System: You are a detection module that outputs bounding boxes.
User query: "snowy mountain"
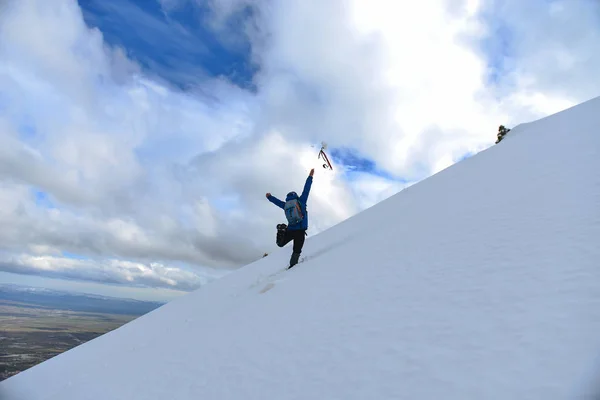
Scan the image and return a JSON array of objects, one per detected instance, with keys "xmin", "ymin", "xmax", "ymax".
[{"xmin": 1, "ymin": 97, "xmax": 600, "ymax": 399}]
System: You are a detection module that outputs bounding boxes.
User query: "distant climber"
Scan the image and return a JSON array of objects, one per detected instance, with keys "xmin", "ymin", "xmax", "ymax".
[
  {"xmin": 496, "ymin": 125, "xmax": 511, "ymax": 144},
  {"xmin": 266, "ymin": 168, "xmax": 314, "ymax": 268}
]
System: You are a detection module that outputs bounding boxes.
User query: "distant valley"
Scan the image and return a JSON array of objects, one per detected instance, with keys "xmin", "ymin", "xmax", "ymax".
[{"xmin": 0, "ymin": 284, "xmax": 165, "ymax": 381}]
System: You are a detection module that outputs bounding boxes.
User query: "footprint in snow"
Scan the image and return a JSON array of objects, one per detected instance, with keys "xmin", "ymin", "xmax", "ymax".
[
  {"xmin": 255, "ymin": 256, "xmax": 309, "ymax": 294},
  {"xmin": 259, "ymin": 282, "xmax": 276, "ymax": 294}
]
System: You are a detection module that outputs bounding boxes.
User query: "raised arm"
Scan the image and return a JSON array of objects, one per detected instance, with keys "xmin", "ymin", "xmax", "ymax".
[
  {"xmin": 266, "ymin": 193, "xmax": 285, "ymax": 209},
  {"xmin": 299, "ymin": 169, "xmax": 314, "ymax": 203}
]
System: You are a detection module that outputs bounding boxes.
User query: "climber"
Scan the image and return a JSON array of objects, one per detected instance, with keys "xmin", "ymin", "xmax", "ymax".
[{"xmin": 265, "ymin": 168, "xmax": 314, "ymax": 268}]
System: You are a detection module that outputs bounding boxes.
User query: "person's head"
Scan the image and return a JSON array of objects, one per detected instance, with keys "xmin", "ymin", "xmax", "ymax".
[{"xmin": 286, "ymin": 191, "xmax": 298, "ymax": 201}]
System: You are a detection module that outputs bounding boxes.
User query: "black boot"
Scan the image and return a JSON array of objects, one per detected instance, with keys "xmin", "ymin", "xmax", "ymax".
[
  {"xmin": 276, "ymin": 224, "xmax": 287, "ymax": 247},
  {"xmin": 288, "ymin": 252, "xmax": 301, "ymax": 269}
]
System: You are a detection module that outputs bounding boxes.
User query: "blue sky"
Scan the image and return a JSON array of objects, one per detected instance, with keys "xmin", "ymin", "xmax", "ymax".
[
  {"xmin": 33, "ymin": 189, "xmax": 54, "ymax": 208},
  {"xmin": 330, "ymin": 147, "xmax": 405, "ymax": 182},
  {"xmin": 79, "ymin": 0, "xmax": 257, "ymax": 90}
]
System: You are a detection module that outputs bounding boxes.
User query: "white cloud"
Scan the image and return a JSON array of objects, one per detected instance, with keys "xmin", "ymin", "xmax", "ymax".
[
  {"xmin": 242, "ymin": 0, "xmax": 496, "ymax": 182},
  {"xmin": 158, "ymin": 0, "xmax": 187, "ymax": 13},
  {"xmin": 483, "ymin": 0, "xmax": 600, "ymax": 103},
  {"xmin": 347, "ymin": 173, "xmax": 411, "ymax": 211},
  {"xmin": 0, "ymin": 253, "xmax": 208, "ymax": 291},
  {"xmin": 0, "ymin": 0, "xmax": 598, "ymax": 291}
]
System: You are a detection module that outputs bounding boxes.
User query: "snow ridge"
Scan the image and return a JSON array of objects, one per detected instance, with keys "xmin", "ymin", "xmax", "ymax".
[{"xmin": 2, "ymin": 97, "xmax": 600, "ymax": 399}]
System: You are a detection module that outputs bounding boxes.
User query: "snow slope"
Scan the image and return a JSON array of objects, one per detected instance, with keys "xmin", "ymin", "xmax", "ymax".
[{"xmin": 2, "ymin": 97, "xmax": 600, "ymax": 400}]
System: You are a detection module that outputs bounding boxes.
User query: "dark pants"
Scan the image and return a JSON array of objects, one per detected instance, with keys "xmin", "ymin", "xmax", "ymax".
[{"xmin": 276, "ymin": 226, "xmax": 306, "ymax": 254}]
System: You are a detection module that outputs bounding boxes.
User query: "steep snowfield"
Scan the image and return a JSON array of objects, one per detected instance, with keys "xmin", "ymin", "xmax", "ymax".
[{"xmin": 2, "ymin": 97, "xmax": 600, "ymax": 400}]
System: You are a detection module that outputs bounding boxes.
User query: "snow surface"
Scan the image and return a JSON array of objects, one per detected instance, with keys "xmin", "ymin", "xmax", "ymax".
[{"xmin": 2, "ymin": 97, "xmax": 600, "ymax": 399}]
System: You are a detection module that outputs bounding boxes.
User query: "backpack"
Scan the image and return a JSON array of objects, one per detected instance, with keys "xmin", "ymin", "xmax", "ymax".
[{"xmin": 284, "ymin": 198, "xmax": 304, "ymax": 225}]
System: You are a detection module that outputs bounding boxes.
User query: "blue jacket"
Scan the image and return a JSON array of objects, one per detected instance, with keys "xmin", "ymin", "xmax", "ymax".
[{"xmin": 268, "ymin": 175, "xmax": 313, "ymax": 230}]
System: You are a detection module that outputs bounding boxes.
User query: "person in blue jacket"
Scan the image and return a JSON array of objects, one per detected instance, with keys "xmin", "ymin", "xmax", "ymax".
[{"xmin": 266, "ymin": 168, "xmax": 314, "ymax": 268}]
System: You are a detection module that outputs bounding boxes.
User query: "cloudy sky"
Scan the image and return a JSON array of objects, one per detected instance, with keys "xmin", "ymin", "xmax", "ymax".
[{"xmin": 1, "ymin": 0, "xmax": 599, "ymax": 302}]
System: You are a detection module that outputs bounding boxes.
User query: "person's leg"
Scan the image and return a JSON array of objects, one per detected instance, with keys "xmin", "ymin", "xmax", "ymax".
[
  {"xmin": 276, "ymin": 224, "xmax": 293, "ymax": 247},
  {"xmin": 292, "ymin": 230, "xmax": 306, "ymax": 254},
  {"xmin": 288, "ymin": 230, "xmax": 306, "ymax": 268}
]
